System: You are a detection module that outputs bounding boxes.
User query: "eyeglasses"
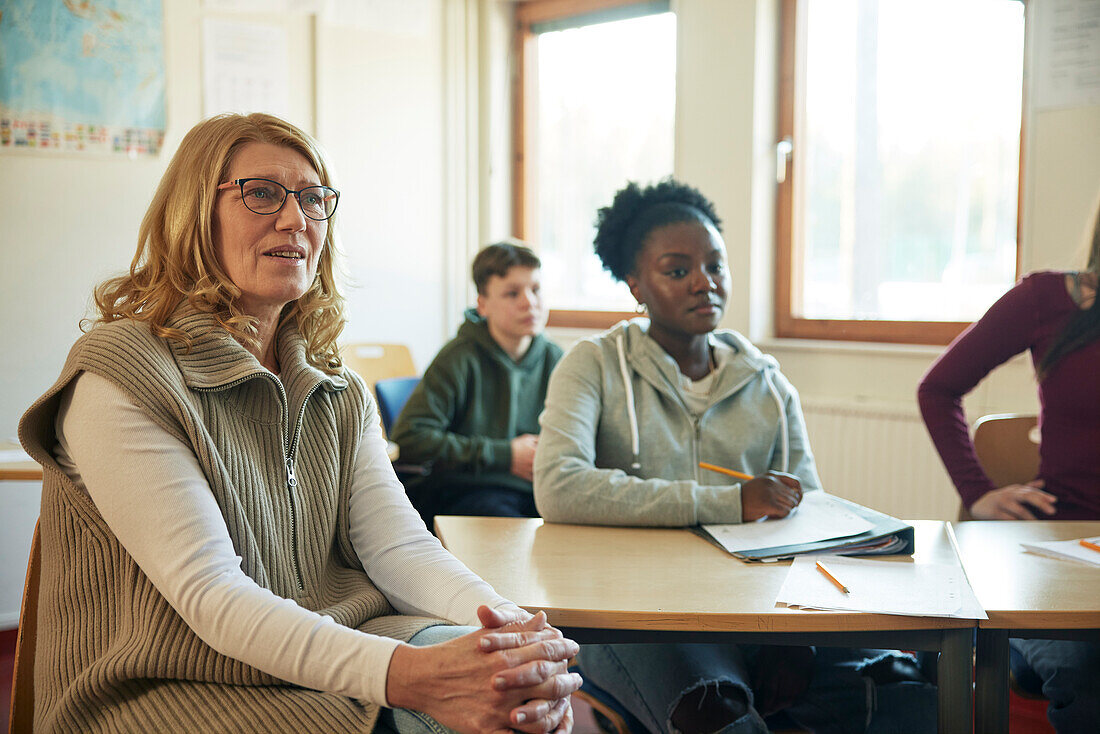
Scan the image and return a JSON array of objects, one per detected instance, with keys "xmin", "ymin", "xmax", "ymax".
[{"xmin": 217, "ymin": 178, "xmax": 340, "ymax": 221}]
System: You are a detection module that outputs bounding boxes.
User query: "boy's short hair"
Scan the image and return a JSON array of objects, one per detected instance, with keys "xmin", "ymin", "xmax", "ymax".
[{"xmin": 471, "ymin": 240, "xmax": 541, "ymax": 295}]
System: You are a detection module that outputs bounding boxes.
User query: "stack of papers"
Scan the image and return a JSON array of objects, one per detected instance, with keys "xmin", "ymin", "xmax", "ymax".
[
  {"xmin": 775, "ymin": 555, "xmax": 987, "ymax": 619},
  {"xmin": 698, "ymin": 492, "xmax": 913, "ymax": 561},
  {"xmin": 702, "ymin": 492, "xmax": 872, "ymax": 552},
  {"xmin": 1021, "ymin": 537, "xmax": 1100, "ymax": 567}
]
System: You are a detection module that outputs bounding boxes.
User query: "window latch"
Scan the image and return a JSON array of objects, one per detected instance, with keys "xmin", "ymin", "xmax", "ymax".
[{"xmin": 776, "ymin": 137, "xmax": 793, "ymax": 184}]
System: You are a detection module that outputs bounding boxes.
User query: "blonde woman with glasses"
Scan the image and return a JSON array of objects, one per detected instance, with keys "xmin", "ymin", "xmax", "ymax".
[{"xmin": 19, "ymin": 113, "xmax": 579, "ymax": 734}]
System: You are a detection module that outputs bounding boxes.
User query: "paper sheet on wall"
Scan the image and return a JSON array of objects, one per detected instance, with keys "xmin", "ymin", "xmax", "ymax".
[
  {"xmin": 1032, "ymin": 0, "xmax": 1100, "ymax": 110},
  {"xmin": 203, "ymin": 19, "xmax": 291, "ymax": 119},
  {"xmin": 775, "ymin": 555, "xmax": 987, "ymax": 619},
  {"xmin": 701, "ymin": 492, "xmax": 873, "ymax": 553},
  {"xmin": 1021, "ymin": 537, "xmax": 1100, "ymax": 567}
]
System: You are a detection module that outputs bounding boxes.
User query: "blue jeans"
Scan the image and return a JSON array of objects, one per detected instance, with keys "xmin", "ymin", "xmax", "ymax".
[
  {"xmin": 576, "ymin": 644, "xmax": 937, "ymax": 734},
  {"xmin": 375, "ymin": 625, "xmax": 474, "ymax": 734},
  {"xmin": 1011, "ymin": 638, "xmax": 1100, "ymax": 734}
]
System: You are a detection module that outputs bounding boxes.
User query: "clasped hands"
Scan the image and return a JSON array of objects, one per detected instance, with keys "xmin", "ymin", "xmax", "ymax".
[{"xmin": 386, "ymin": 605, "xmax": 581, "ymax": 734}]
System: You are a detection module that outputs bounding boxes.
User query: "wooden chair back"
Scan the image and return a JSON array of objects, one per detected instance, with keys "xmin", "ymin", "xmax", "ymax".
[
  {"xmin": 341, "ymin": 343, "xmax": 417, "ymax": 437},
  {"xmin": 341, "ymin": 343, "xmax": 416, "ymax": 387},
  {"xmin": 9, "ymin": 521, "xmax": 40, "ymax": 734},
  {"xmin": 973, "ymin": 413, "xmax": 1040, "ymax": 488},
  {"xmin": 959, "ymin": 413, "xmax": 1040, "ymax": 521}
]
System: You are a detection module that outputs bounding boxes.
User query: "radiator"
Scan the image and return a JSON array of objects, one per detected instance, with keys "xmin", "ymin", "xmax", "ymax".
[{"xmin": 801, "ymin": 400, "xmax": 960, "ymax": 521}]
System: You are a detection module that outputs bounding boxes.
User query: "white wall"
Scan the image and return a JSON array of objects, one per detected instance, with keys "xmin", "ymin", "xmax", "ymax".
[{"xmin": 315, "ymin": 1, "xmax": 451, "ymax": 365}]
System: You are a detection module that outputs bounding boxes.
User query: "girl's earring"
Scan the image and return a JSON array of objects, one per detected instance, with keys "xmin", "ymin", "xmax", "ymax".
[{"xmin": 635, "ymin": 302, "xmax": 648, "ymax": 314}]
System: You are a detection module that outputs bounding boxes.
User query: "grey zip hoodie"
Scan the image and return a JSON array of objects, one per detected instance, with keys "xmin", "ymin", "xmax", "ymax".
[{"xmin": 533, "ymin": 319, "xmax": 821, "ymax": 526}]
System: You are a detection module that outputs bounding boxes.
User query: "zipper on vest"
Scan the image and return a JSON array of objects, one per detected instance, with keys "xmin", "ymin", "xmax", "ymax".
[
  {"xmin": 286, "ymin": 457, "xmax": 298, "ymax": 489},
  {"xmin": 283, "ymin": 450, "xmax": 305, "ymax": 592},
  {"xmin": 197, "ymin": 372, "xmax": 326, "ymax": 595},
  {"xmin": 283, "ymin": 382, "xmax": 323, "ymax": 594}
]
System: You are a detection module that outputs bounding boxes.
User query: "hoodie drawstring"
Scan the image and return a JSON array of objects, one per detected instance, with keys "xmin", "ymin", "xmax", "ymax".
[
  {"xmin": 616, "ymin": 335, "xmax": 642, "ymax": 469},
  {"xmin": 762, "ymin": 369, "xmax": 789, "ymax": 472},
  {"xmin": 617, "ymin": 330, "xmax": 790, "ymax": 475}
]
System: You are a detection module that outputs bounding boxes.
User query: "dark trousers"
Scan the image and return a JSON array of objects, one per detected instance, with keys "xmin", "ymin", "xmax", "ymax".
[
  {"xmin": 1011, "ymin": 638, "xmax": 1100, "ymax": 733},
  {"xmin": 406, "ymin": 480, "xmax": 538, "ymax": 533}
]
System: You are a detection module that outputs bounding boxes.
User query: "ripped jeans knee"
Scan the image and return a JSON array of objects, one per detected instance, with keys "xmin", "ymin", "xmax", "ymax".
[{"xmin": 576, "ymin": 643, "xmax": 767, "ymax": 734}]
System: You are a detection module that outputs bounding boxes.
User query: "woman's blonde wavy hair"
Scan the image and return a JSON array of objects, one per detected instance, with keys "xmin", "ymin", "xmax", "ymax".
[{"xmin": 92, "ymin": 112, "xmax": 346, "ymax": 374}]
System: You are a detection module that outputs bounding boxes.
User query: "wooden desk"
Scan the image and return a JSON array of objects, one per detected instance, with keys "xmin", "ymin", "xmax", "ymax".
[
  {"xmin": 437, "ymin": 516, "xmax": 975, "ymax": 734},
  {"xmin": 0, "ymin": 441, "xmax": 42, "ymax": 481},
  {"xmin": 953, "ymin": 521, "xmax": 1100, "ymax": 734}
]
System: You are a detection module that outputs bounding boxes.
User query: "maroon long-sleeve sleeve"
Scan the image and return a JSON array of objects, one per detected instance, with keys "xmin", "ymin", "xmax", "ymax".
[{"xmin": 918, "ymin": 271, "xmax": 1100, "ymax": 519}]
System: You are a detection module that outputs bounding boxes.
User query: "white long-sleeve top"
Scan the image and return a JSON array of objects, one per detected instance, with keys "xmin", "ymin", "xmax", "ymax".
[{"xmin": 54, "ymin": 370, "xmax": 513, "ymax": 707}]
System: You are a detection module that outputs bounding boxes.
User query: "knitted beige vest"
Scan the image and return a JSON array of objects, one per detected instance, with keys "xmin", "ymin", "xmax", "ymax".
[{"xmin": 19, "ymin": 304, "xmax": 437, "ymax": 733}]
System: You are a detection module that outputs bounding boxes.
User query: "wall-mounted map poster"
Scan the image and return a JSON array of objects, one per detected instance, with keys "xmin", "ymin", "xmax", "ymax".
[{"xmin": 0, "ymin": 0, "xmax": 165, "ymax": 156}]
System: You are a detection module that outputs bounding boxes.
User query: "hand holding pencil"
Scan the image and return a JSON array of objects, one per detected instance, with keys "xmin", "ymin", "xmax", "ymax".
[{"xmin": 700, "ymin": 461, "xmax": 803, "ymax": 521}]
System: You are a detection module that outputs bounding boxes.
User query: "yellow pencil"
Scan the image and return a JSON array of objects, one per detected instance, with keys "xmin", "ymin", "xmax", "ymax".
[
  {"xmin": 1079, "ymin": 538, "xmax": 1100, "ymax": 553},
  {"xmin": 815, "ymin": 561, "xmax": 850, "ymax": 594},
  {"xmin": 698, "ymin": 461, "xmax": 753, "ymax": 482}
]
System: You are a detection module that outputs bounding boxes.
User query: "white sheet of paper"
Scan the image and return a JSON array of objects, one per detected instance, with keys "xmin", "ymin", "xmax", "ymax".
[
  {"xmin": 1032, "ymin": 0, "xmax": 1100, "ymax": 110},
  {"xmin": 1021, "ymin": 537, "xmax": 1100, "ymax": 567},
  {"xmin": 701, "ymin": 492, "xmax": 873, "ymax": 553},
  {"xmin": 203, "ymin": 19, "xmax": 291, "ymax": 119},
  {"xmin": 775, "ymin": 555, "xmax": 987, "ymax": 619}
]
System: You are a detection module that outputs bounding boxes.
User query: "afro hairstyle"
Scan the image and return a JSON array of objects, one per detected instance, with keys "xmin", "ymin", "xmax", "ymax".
[{"xmin": 593, "ymin": 177, "xmax": 722, "ymax": 282}]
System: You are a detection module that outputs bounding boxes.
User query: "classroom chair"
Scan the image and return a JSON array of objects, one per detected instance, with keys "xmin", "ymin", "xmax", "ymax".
[
  {"xmin": 972, "ymin": 413, "xmax": 1040, "ymax": 494},
  {"xmin": 341, "ymin": 343, "xmax": 417, "ymax": 438},
  {"xmin": 341, "ymin": 343, "xmax": 415, "ymax": 395},
  {"xmin": 374, "ymin": 376, "xmax": 431, "ymax": 478},
  {"xmin": 9, "ymin": 520, "xmax": 40, "ymax": 734},
  {"xmin": 374, "ymin": 376, "xmax": 421, "ymax": 436},
  {"xmin": 958, "ymin": 413, "xmax": 1040, "ymax": 522},
  {"xmin": 967, "ymin": 413, "xmax": 1046, "ymax": 701},
  {"xmin": 341, "ymin": 343, "xmax": 416, "ymax": 382}
]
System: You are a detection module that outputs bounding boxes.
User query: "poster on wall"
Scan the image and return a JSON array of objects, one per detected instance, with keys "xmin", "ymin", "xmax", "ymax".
[{"xmin": 0, "ymin": 0, "xmax": 166, "ymax": 156}]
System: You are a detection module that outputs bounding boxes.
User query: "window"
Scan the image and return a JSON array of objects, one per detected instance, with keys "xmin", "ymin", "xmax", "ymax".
[
  {"xmin": 776, "ymin": 0, "xmax": 1025, "ymax": 344},
  {"xmin": 514, "ymin": 0, "xmax": 676, "ymax": 329}
]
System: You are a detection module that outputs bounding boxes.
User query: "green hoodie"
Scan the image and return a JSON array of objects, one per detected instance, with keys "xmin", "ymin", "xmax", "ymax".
[{"xmin": 392, "ymin": 308, "xmax": 563, "ymax": 495}]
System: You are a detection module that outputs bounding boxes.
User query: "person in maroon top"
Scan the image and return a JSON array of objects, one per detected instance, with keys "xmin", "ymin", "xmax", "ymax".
[
  {"xmin": 918, "ymin": 199, "xmax": 1100, "ymax": 733},
  {"xmin": 918, "ymin": 251, "xmax": 1099, "ymax": 518}
]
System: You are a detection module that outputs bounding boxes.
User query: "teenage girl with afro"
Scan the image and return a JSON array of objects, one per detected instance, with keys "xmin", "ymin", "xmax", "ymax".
[{"xmin": 534, "ymin": 178, "xmax": 937, "ymax": 734}]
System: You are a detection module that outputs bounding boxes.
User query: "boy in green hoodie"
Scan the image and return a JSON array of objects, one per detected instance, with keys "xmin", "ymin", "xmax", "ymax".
[{"xmin": 392, "ymin": 242, "xmax": 563, "ymax": 529}]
